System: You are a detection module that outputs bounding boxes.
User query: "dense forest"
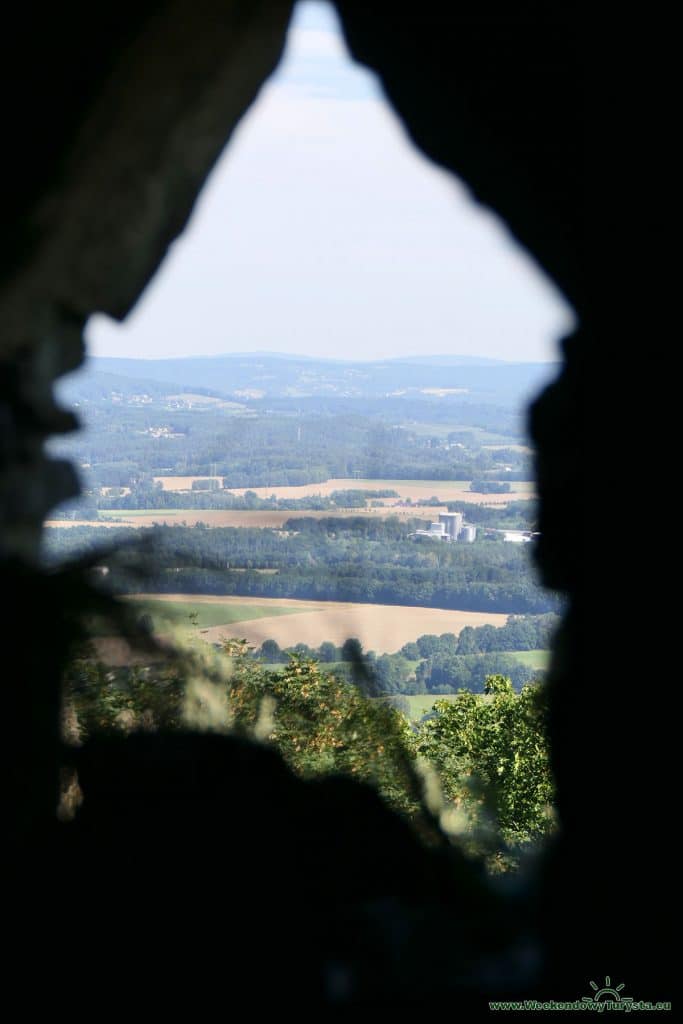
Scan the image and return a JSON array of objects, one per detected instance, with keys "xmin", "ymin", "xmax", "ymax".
[
  {"xmin": 45, "ymin": 519, "xmax": 557, "ymax": 614},
  {"xmin": 53, "ymin": 404, "xmax": 530, "ymax": 492}
]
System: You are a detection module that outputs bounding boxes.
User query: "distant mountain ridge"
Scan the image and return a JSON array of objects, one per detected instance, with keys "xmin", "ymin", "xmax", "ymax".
[
  {"xmin": 68, "ymin": 353, "xmax": 556, "ymax": 406},
  {"xmin": 385, "ymin": 354, "xmax": 510, "ymax": 366},
  {"xmin": 92, "ymin": 350, "xmax": 537, "ymax": 367}
]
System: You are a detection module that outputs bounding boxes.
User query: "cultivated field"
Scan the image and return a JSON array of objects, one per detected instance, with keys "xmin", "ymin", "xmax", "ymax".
[
  {"xmin": 152, "ymin": 476, "xmax": 534, "ymax": 504},
  {"xmin": 135, "ymin": 598, "xmax": 315, "ymax": 630},
  {"xmin": 44, "ymin": 478, "xmax": 534, "ymax": 530},
  {"xmin": 165, "ymin": 395, "xmax": 245, "ymax": 410},
  {"xmin": 152, "ymin": 475, "xmax": 223, "ymax": 490},
  {"xmin": 129, "ymin": 593, "xmax": 508, "ymax": 654},
  {"xmin": 47, "ymin": 506, "xmax": 451, "ymax": 529},
  {"xmin": 45, "ymin": 518, "xmax": 139, "ymax": 529}
]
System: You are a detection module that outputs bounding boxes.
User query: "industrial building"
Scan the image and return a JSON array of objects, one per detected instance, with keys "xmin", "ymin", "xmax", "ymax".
[
  {"xmin": 438, "ymin": 512, "xmax": 463, "ymax": 539},
  {"xmin": 413, "ymin": 521, "xmax": 448, "ymax": 540},
  {"xmin": 411, "ymin": 513, "xmax": 476, "ymax": 543}
]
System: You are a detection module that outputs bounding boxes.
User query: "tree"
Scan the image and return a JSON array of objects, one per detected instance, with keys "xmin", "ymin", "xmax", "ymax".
[
  {"xmin": 399, "ymin": 641, "xmax": 420, "ymax": 661},
  {"xmin": 259, "ymin": 639, "xmax": 282, "ymax": 663},
  {"xmin": 226, "ymin": 654, "xmax": 420, "ymax": 819},
  {"xmin": 136, "ymin": 612, "xmax": 154, "ymax": 634},
  {"xmin": 416, "ymin": 675, "xmax": 554, "ymax": 852},
  {"xmin": 63, "ymin": 635, "xmax": 554, "ymax": 873},
  {"xmin": 374, "ymin": 654, "xmax": 412, "ymax": 694},
  {"xmin": 416, "ymin": 634, "xmax": 441, "ymax": 658},
  {"xmin": 287, "ymin": 642, "xmax": 313, "ymax": 658},
  {"xmin": 317, "ymin": 641, "xmax": 338, "ymax": 663},
  {"xmin": 340, "ymin": 637, "xmax": 363, "ymax": 662},
  {"xmin": 63, "ymin": 647, "xmax": 186, "ymax": 738}
]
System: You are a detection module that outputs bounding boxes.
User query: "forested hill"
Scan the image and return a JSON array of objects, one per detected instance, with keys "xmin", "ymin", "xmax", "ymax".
[
  {"xmin": 69, "ymin": 352, "xmax": 557, "ymax": 405},
  {"xmin": 45, "ymin": 521, "xmax": 558, "ymax": 614}
]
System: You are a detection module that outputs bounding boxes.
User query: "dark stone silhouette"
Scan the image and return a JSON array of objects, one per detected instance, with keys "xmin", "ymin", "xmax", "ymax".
[{"xmin": 0, "ymin": 0, "xmax": 671, "ymax": 1007}]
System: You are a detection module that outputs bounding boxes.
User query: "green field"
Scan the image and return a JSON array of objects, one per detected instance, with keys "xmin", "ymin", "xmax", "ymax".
[
  {"xmin": 131, "ymin": 599, "xmax": 312, "ymax": 630},
  {"xmin": 509, "ymin": 649, "xmax": 550, "ymax": 670},
  {"xmin": 403, "ymin": 694, "xmax": 462, "ymax": 719}
]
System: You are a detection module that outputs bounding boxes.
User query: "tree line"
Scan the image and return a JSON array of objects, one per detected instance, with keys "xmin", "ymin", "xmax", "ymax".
[
  {"xmin": 53, "ymin": 398, "xmax": 531, "ymax": 495},
  {"xmin": 45, "ymin": 521, "xmax": 559, "ymax": 615},
  {"xmin": 95, "ymin": 486, "xmax": 399, "ymax": 513},
  {"xmin": 251, "ymin": 618, "xmax": 553, "ymax": 696}
]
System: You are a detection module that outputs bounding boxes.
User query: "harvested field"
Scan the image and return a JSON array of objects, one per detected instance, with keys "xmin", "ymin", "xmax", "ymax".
[
  {"xmin": 47, "ymin": 506, "xmax": 451, "ymax": 529},
  {"xmin": 153, "ymin": 476, "xmax": 534, "ymax": 504},
  {"xmin": 45, "ymin": 518, "xmax": 137, "ymax": 528},
  {"xmin": 153, "ymin": 475, "xmax": 222, "ymax": 490},
  {"xmin": 130, "ymin": 593, "xmax": 508, "ymax": 654}
]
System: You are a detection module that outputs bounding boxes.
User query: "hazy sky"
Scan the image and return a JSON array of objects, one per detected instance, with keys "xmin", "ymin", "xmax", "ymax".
[{"xmin": 87, "ymin": 1, "xmax": 575, "ymax": 363}]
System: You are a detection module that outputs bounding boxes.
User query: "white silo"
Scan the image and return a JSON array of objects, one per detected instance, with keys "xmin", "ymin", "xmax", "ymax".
[{"xmin": 439, "ymin": 512, "xmax": 463, "ymax": 539}]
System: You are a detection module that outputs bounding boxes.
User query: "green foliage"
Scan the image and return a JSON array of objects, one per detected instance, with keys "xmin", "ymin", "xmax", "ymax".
[
  {"xmin": 470, "ymin": 480, "xmax": 511, "ymax": 493},
  {"xmin": 454, "ymin": 614, "xmax": 558, "ymax": 654},
  {"xmin": 46, "ymin": 522, "xmax": 558, "ymax": 614},
  {"xmin": 64, "ymin": 649, "xmax": 186, "ymax": 739},
  {"xmin": 416, "ymin": 651, "xmax": 538, "ymax": 693},
  {"xmin": 53, "ymin": 391, "xmax": 528, "ymax": 502},
  {"xmin": 340, "ymin": 637, "xmax": 363, "ymax": 662},
  {"xmin": 373, "ymin": 653, "xmax": 418, "ymax": 694},
  {"xmin": 317, "ymin": 641, "xmax": 339, "ymax": 663},
  {"xmin": 259, "ymin": 639, "xmax": 282, "ymax": 663},
  {"xmin": 399, "ymin": 641, "xmax": 421, "ymax": 661},
  {"xmin": 288, "ymin": 642, "xmax": 313, "ymax": 658},
  {"xmin": 190, "ymin": 478, "xmax": 220, "ymax": 491},
  {"xmin": 445, "ymin": 499, "xmax": 536, "ymax": 532},
  {"xmin": 416, "ymin": 676, "xmax": 555, "ymax": 850},
  {"xmin": 223, "ymin": 650, "xmax": 420, "ymax": 818},
  {"xmin": 65, "ymin": 628, "xmax": 553, "ymax": 867}
]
